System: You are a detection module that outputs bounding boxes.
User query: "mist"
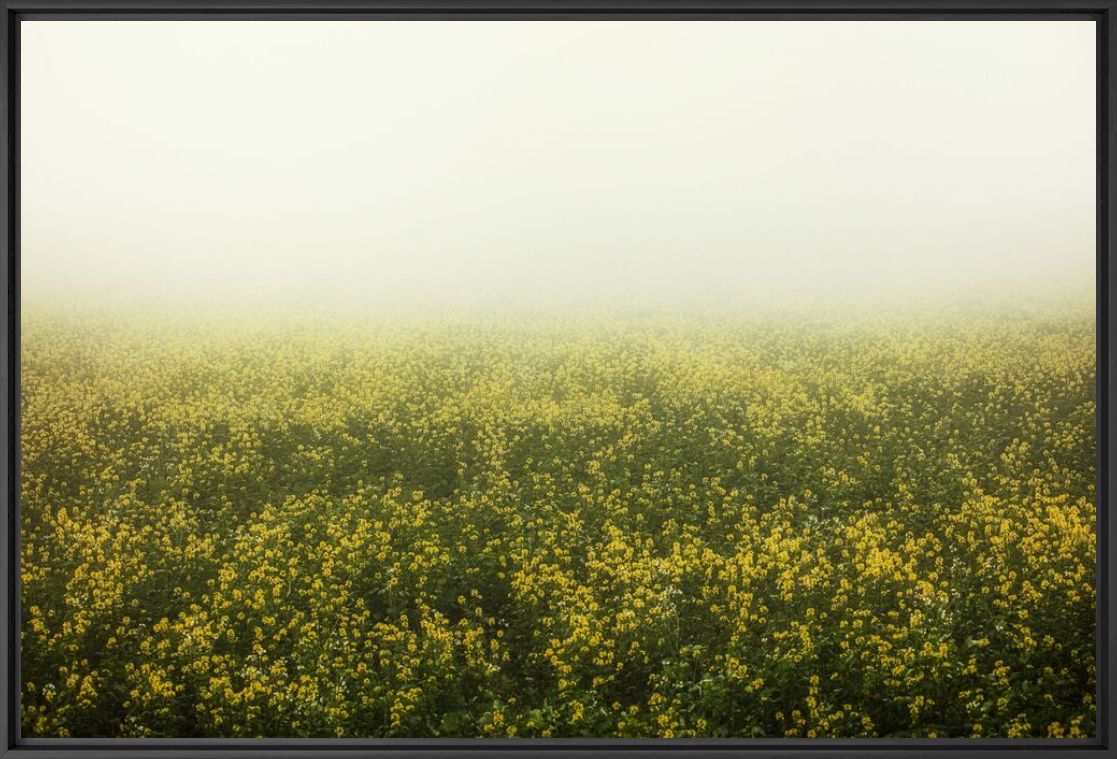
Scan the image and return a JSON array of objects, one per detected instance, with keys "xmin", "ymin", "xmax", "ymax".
[{"xmin": 20, "ymin": 20, "xmax": 1096, "ymax": 317}]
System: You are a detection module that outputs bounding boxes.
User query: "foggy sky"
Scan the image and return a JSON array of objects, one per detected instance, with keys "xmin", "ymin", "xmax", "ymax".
[{"xmin": 21, "ymin": 20, "xmax": 1096, "ymax": 314}]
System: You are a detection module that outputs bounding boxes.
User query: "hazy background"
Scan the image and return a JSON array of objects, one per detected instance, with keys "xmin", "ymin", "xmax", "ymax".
[{"xmin": 21, "ymin": 20, "xmax": 1096, "ymax": 316}]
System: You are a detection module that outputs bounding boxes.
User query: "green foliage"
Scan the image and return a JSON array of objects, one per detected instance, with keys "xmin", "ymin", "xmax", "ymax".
[{"xmin": 20, "ymin": 309, "xmax": 1096, "ymax": 738}]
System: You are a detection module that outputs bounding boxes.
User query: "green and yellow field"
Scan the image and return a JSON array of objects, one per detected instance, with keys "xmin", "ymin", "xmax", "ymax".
[{"xmin": 19, "ymin": 305, "xmax": 1097, "ymax": 738}]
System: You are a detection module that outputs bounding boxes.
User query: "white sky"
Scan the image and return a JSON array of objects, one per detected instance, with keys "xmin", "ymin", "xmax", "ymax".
[{"xmin": 20, "ymin": 20, "xmax": 1096, "ymax": 313}]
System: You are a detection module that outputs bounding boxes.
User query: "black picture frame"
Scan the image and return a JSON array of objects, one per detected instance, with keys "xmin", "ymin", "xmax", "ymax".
[{"xmin": 1, "ymin": 2, "xmax": 1113, "ymax": 757}]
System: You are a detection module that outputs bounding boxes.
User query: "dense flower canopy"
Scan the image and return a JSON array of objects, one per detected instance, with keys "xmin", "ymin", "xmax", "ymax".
[{"xmin": 19, "ymin": 308, "xmax": 1096, "ymax": 738}]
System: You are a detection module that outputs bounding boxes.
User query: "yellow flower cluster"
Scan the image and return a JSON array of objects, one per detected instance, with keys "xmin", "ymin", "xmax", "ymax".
[{"xmin": 19, "ymin": 305, "xmax": 1095, "ymax": 738}]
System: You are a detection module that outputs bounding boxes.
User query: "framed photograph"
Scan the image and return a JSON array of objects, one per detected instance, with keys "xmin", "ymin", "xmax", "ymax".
[{"xmin": 1, "ymin": 2, "xmax": 1113, "ymax": 758}]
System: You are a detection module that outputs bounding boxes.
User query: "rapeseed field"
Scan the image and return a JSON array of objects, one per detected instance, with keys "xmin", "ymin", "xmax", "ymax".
[{"xmin": 19, "ymin": 305, "xmax": 1096, "ymax": 738}]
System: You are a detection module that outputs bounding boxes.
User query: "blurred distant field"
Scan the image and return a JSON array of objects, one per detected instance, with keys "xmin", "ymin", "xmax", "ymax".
[{"xmin": 19, "ymin": 307, "xmax": 1096, "ymax": 738}]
